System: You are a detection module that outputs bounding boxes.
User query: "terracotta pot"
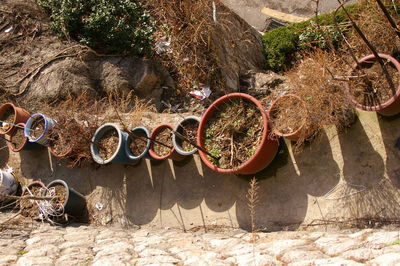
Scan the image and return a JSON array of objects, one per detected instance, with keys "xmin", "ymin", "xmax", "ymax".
[
  {"xmin": 268, "ymin": 94, "xmax": 310, "ymax": 141},
  {"xmin": 149, "ymin": 123, "xmax": 186, "ymax": 161},
  {"xmin": 0, "ymin": 103, "xmax": 30, "ymax": 135},
  {"xmin": 20, "ymin": 181, "xmax": 46, "ymax": 218},
  {"xmin": 347, "ymin": 53, "xmax": 400, "ymax": 116},
  {"xmin": 49, "ymin": 132, "xmax": 74, "ymax": 158},
  {"xmin": 197, "ymin": 93, "xmax": 279, "ymax": 175},
  {"xmin": 6, "ymin": 123, "xmax": 41, "ymax": 152}
]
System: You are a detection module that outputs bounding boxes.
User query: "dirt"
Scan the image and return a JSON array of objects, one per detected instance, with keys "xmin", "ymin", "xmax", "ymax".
[
  {"xmin": 129, "ymin": 130, "xmax": 148, "ymax": 156},
  {"xmin": 153, "ymin": 128, "xmax": 173, "ymax": 157},
  {"xmin": 48, "ymin": 184, "xmax": 67, "ymax": 212},
  {"xmin": 349, "ymin": 60, "xmax": 400, "ymax": 107},
  {"xmin": 10, "ymin": 127, "xmax": 26, "ymax": 149},
  {"xmin": 98, "ymin": 128, "xmax": 119, "ymax": 160},
  {"xmin": 1, "ymin": 107, "xmax": 14, "ymax": 125},
  {"xmin": 204, "ymin": 98, "xmax": 263, "ymax": 169},
  {"xmin": 270, "ymin": 95, "xmax": 307, "ymax": 135},
  {"xmin": 179, "ymin": 121, "xmax": 199, "ymax": 152},
  {"xmin": 50, "ymin": 131, "xmax": 72, "ymax": 156},
  {"xmin": 29, "ymin": 117, "xmax": 45, "ymax": 140},
  {"xmin": 20, "ymin": 184, "xmax": 44, "ymax": 218}
]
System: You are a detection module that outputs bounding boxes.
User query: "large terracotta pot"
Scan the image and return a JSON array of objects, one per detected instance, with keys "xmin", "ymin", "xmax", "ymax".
[
  {"xmin": 149, "ymin": 123, "xmax": 186, "ymax": 161},
  {"xmin": 197, "ymin": 93, "xmax": 279, "ymax": 175},
  {"xmin": 0, "ymin": 103, "xmax": 30, "ymax": 135},
  {"xmin": 347, "ymin": 53, "xmax": 400, "ymax": 116}
]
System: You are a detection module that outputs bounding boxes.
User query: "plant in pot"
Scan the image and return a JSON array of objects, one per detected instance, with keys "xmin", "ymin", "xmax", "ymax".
[
  {"xmin": 197, "ymin": 93, "xmax": 279, "ymax": 175},
  {"xmin": 172, "ymin": 116, "xmax": 201, "ymax": 156},
  {"xmin": 24, "ymin": 113, "xmax": 55, "ymax": 146},
  {"xmin": 347, "ymin": 53, "xmax": 400, "ymax": 116},
  {"xmin": 124, "ymin": 126, "xmax": 151, "ymax": 164},
  {"xmin": 20, "ymin": 181, "xmax": 46, "ymax": 219},
  {"xmin": 268, "ymin": 94, "xmax": 312, "ymax": 141},
  {"xmin": 44, "ymin": 179, "xmax": 86, "ymax": 222},
  {"xmin": 148, "ymin": 123, "xmax": 186, "ymax": 161},
  {"xmin": 0, "ymin": 103, "xmax": 30, "ymax": 135},
  {"xmin": 91, "ymin": 123, "xmax": 135, "ymax": 164},
  {"xmin": 6, "ymin": 123, "xmax": 41, "ymax": 152}
]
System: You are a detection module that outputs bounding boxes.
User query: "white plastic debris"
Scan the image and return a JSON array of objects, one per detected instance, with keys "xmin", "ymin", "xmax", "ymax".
[
  {"xmin": 155, "ymin": 37, "xmax": 172, "ymax": 54},
  {"xmin": 189, "ymin": 85, "xmax": 212, "ymax": 100},
  {"xmin": 2, "ymin": 122, "xmax": 11, "ymax": 131},
  {"xmin": 4, "ymin": 165, "xmax": 13, "ymax": 174},
  {"xmin": 95, "ymin": 202, "xmax": 104, "ymax": 211},
  {"xmin": 4, "ymin": 27, "xmax": 12, "ymax": 33}
]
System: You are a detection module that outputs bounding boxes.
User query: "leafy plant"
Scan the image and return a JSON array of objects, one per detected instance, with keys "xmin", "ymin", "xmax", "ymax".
[{"xmin": 37, "ymin": 0, "xmax": 155, "ymax": 55}]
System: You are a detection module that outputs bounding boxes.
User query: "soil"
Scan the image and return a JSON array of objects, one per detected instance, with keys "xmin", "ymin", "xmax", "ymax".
[
  {"xmin": 10, "ymin": 127, "xmax": 26, "ymax": 149},
  {"xmin": 30, "ymin": 117, "xmax": 45, "ymax": 140},
  {"xmin": 20, "ymin": 184, "xmax": 44, "ymax": 218},
  {"xmin": 349, "ymin": 60, "xmax": 400, "ymax": 107},
  {"xmin": 179, "ymin": 121, "xmax": 199, "ymax": 152},
  {"xmin": 97, "ymin": 128, "xmax": 119, "ymax": 160},
  {"xmin": 270, "ymin": 95, "xmax": 307, "ymax": 135},
  {"xmin": 48, "ymin": 184, "xmax": 67, "ymax": 212},
  {"xmin": 1, "ymin": 107, "xmax": 14, "ymax": 125},
  {"xmin": 129, "ymin": 130, "xmax": 148, "ymax": 157},
  {"xmin": 204, "ymin": 98, "xmax": 263, "ymax": 169},
  {"xmin": 153, "ymin": 127, "xmax": 173, "ymax": 157},
  {"xmin": 50, "ymin": 131, "xmax": 72, "ymax": 157}
]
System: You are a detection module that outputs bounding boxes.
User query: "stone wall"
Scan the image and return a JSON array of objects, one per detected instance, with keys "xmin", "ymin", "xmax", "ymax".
[{"xmin": 3, "ymin": 110, "xmax": 400, "ymax": 231}]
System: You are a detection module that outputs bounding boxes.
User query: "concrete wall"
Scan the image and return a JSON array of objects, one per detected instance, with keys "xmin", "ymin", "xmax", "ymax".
[{"xmin": 3, "ymin": 110, "xmax": 400, "ymax": 231}]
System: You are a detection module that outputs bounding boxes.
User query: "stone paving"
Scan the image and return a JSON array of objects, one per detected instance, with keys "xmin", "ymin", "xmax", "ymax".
[{"xmin": 1, "ymin": 215, "xmax": 400, "ymax": 265}]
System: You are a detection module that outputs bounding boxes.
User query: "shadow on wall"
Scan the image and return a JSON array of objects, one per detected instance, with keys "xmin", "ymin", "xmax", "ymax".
[
  {"xmin": 236, "ymin": 131, "xmax": 340, "ymax": 231},
  {"xmin": 0, "ymin": 138, "xmax": 9, "ymax": 168},
  {"xmin": 379, "ymin": 113, "xmax": 400, "ymax": 189}
]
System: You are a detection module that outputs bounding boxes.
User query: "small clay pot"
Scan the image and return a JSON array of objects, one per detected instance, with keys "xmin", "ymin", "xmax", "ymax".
[
  {"xmin": 0, "ymin": 103, "xmax": 30, "ymax": 135},
  {"xmin": 149, "ymin": 123, "xmax": 186, "ymax": 161}
]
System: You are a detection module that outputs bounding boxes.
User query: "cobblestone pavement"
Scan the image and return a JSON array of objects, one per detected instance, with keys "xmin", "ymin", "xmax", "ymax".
[{"xmin": 1, "ymin": 215, "xmax": 400, "ymax": 265}]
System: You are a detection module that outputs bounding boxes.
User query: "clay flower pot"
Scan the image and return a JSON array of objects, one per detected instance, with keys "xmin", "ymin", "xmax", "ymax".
[
  {"xmin": 20, "ymin": 181, "xmax": 46, "ymax": 219},
  {"xmin": 6, "ymin": 123, "xmax": 41, "ymax": 152},
  {"xmin": 0, "ymin": 103, "xmax": 30, "ymax": 135},
  {"xmin": 197, "ymin": 93, "xmax": 279, "ymax": 175},
  {"xmin": 149, "ymin": 123, "xmax": 186, "ymax": 161},
  {"xmin": 347, "ymin": 53, "xmax": 400, "ymax": 116},
  {"xmin": 268, "ymin": 94, "xmax": 310, "ymax": 141},
  {"xmin": 172, "ymin": 116, "xmax": 200, "ymax": 156}
]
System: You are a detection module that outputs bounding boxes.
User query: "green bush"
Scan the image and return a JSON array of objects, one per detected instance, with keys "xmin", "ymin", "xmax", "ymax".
[
  {"xmin": 262, "ymin": 4, "xmax": 358, "ymax": 72},
  {"xmin": 37, "ymin": 0, "xmax": 155, "ymax": 55}
]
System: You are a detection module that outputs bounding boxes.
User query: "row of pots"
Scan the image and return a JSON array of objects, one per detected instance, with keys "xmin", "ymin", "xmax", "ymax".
[{"xmin": 90, "ymin": 116, "xmax": 201, "ymax": 165}]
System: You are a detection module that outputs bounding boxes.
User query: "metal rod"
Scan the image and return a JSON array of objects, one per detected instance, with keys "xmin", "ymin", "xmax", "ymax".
[
  {"xmin": 375, "ymin": 0, "xmax": 400, "ymax": 39},
  {"xmin": 129, "ymin": 130, "xmax": 173, "ymax": 149}
]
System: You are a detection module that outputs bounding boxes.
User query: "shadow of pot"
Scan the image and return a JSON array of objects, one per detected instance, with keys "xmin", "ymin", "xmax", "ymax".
[
  {"xmin": 24, "ymin": 113, "xmax": 55, "ymax": 146},
  {"xmin": 172, "ymin": 116, "xmax": 200, "ymax": 156},
  {"xmin": 124, "ymin": 126, "xmax": 152, "ymax": 164},
  {"xmin": 197, "ymin": 93, "xmax": 279, "ymax": 175},
  {"xmin": 45, "ymin": 179, "xmax": 86, "ymax": 219},
  {"xmin": 0, "ymin": 103, "xmax": 30, "ymax": 135},
  {"xmin": 149, "ymin": 123, "xmax": 186, "ymax": 161},
  {"xmin": 347, "ymin": 53, "xmax": 400, "ymax": 116},
  {"xmin": 6, "ymin": 123, "xmax": 42, "ymax": 152},
  {"xmin": 268, "ymin": 94, "xmax": 311, "ymax": 141},
  {"xmin": 90, "ymin": 123, "xmax": 134, "ymax": 164}
]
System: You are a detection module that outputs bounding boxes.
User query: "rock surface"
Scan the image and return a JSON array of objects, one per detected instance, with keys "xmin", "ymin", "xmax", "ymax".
[{"xmin": 1, "ymin": 214, "xmax": 399, "ymax": 265}]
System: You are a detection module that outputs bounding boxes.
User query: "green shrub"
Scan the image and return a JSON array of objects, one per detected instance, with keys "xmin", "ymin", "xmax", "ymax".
[
  {"xmin": 37, "ymin": 0, "xmax": 155, "ymax": 55},
  {"xmin": 262, "ymin": 4, "xmax": 359, "ymax": 72}
]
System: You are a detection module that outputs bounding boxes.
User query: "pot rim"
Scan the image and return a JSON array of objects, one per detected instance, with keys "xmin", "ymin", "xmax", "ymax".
[
  {"xmin": 172, "ymin": 116, "xmax": 201, "ymax": 156},
  {"xmin": 46, "ymin": 179, "xmax": 70, "ymax": 211},
  {"xmin": 197, "ymin": 92, "xmax": 269, "ymax": 174},
  {"xmin": 148, "ymin": 123, "xmax": 176, "ymax": 160},
  {"xmin": 90, "ymin": 123, "xmax": 124, "ymax": 164},
  {"xmin": 24, "ymin": 113, "xmax": 52, "ymax": 142},
  {"xmin": 268, "ymin": 93, "xmax": 308, "ymax": 139},
  {"xmin": 347, "ymin": 53, "xmax": 400, "ymax": 112},
  {"xmin": 0, "ymin": 103, "xmax": 17, "ymax": 135}
]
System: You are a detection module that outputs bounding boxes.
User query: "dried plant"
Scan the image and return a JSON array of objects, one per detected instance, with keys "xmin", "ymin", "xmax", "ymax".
[{"xmin": 246, "ymin": 177, "xmax": 260, "ymax": 238}]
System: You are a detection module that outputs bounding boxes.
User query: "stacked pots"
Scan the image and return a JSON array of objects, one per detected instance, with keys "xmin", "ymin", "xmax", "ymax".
[{"xmin": 0, "ymin": 103, "xmax": 30, "ymax": 135}]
